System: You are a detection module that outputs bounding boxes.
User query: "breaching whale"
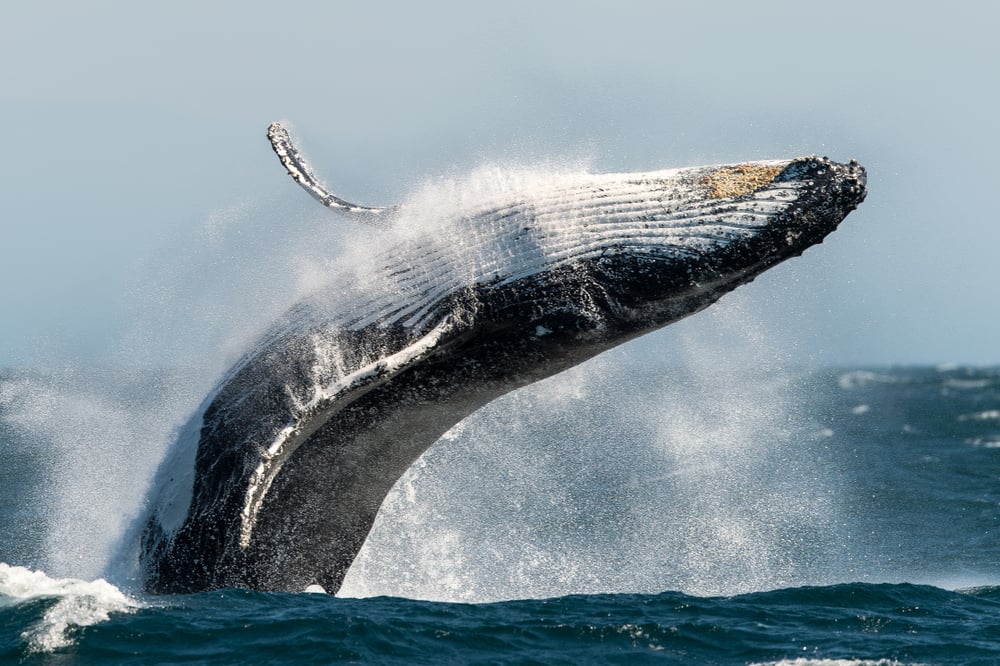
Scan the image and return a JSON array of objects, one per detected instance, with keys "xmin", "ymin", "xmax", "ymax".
[{"xmin": 140, "ymin": 123, "xmax": 867, "ymax": 594}]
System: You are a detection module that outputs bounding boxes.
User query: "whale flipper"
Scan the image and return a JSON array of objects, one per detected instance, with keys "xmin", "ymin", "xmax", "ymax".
[{"xmin": 266, "ymin": 122, "xmax": 393, "ymax": 224}]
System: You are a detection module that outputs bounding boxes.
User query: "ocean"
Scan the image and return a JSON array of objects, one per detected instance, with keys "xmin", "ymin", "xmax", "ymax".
[{"xmin": 1, "ymin": 363, "xmax": 998, "ymax": 664}]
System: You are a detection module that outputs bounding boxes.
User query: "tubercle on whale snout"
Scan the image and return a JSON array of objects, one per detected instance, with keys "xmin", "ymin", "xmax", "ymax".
[
  {"xmin": 139, "ymin": 127, "xmax": 867, "ymax": 595},
  {"xmin": 767, "ymin": 156, "xmax": 866, "ymax": 251}
]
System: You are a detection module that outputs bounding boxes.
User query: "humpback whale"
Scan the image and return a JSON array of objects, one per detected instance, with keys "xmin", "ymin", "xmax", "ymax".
[{"xmin": 140, "ymin": 124, "xmax": 867, "ymax": 594}]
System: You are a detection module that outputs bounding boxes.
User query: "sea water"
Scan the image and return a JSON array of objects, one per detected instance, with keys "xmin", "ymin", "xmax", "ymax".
[{"xmin": 2, "ymin": 364, "xmax": 999, "ymax": 664}]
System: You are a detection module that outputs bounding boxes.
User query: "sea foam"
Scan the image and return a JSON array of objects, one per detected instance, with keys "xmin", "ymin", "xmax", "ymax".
[{"xmin": 0, "ymin": 562, "xmax": 138, "ymax": 653}]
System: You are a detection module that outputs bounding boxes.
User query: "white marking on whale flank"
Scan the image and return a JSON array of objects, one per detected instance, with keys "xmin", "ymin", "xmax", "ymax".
[{"xmin": 239, "ymin": 315, "xmax": 458, "ymax": 548}]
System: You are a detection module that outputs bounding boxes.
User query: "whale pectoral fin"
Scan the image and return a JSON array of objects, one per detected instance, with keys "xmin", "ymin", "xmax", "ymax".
[{"xmin": 266, "ymin": 122, "xmax": 394, "ymax": 225}]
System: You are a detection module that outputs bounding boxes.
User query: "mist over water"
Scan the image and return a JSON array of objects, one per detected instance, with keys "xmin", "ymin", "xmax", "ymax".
[
  {"xmin": 0, "ymin": 369, "xmax": 184, "ymax": 579},
  {"xmin": 0, "ymin": 189, "xmax": 358, "ymax": 582},
  {"xmin": 340, "ymin": 301, "xmax": 846, "ymax": 601}
]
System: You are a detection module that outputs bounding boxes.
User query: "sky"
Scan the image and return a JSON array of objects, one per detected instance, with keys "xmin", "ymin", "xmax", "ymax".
[{"xmin": 1, "ymin": 1, "xmax": 998, "ymax": 367}]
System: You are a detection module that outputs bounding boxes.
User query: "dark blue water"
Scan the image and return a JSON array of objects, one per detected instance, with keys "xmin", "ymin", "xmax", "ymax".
[
  {"xmin": 3, "ymin": 583, "xmax": 1000, "ymax": 664},
  {"xmin": 2, "ymin": 365, "xmax": 999, "ymax": 663}
]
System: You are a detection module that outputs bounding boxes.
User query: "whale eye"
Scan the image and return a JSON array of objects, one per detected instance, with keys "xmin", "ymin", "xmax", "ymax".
[{"xmin": 701, "ymin": 164, "xmax": 783, "ymax": 199}]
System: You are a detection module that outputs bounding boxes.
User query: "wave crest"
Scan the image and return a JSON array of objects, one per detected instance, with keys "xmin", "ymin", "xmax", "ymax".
[{"xmin": 0, "ymin": 562, "xmax": 138, "ymax": 653}]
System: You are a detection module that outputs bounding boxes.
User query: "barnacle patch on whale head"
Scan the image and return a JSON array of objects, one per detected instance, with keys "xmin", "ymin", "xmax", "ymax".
[{"xmin": 702, "ymin": 163, "xmax": 783, "ymax": 199}]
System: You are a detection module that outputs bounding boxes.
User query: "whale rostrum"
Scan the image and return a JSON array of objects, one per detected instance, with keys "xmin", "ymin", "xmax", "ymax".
[{"xmin": 140, "ymin": 124, "xmax": 867, "ymax": 594}]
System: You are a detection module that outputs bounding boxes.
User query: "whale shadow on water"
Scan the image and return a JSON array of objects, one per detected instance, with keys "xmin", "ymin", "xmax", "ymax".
[{"xmin": 136, "ymin": 124, "xmax": 867, "ymax": 594}]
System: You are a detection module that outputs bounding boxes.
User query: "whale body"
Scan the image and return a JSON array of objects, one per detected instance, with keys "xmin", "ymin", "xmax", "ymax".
[{"xmin": 140, "ymin": 124, "xmax": 867, "ymax": 594}]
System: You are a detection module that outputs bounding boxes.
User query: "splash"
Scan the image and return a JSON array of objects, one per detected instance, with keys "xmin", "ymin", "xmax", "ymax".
[
  {"xmin": 640, "ymin": 300, "xmax": 845, "ymax": 596},
  {"xmin": 338, "ymin": 295, "xmax": 843, "ymax": 601},
  {"xmin": 0, "ymin": 190, "xmax": 355, "ymax": 584},
  {"xmin": 0, "ymin": 563, "xmax": 137, "ymax": 653},
  {"xmin": 0, "ymin": 370, "xmax": 189, "ymax": 580}
]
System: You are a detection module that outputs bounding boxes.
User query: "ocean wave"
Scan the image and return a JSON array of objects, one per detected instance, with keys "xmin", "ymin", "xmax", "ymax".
[
  {"xmin": 0, "ymin": 562, "xmax": 138, "ymax": 653},
  {"xmin": 837, "ymin": 370, "xmax": 902, "ymax": 390},
  {"xmin": 943, "ymin": 378, "xmax": 993, "ymax": 390},
  {"xmin": 958, "ymin": 410, "xmax": 1000, "ymax": 422},
  {"xmin": 965, "ymin": 437, "xmax": 1000, "ymax": 448},
  {"xmin": 749, "ymin": 657, "xmax": 923, "ymax": 666}
]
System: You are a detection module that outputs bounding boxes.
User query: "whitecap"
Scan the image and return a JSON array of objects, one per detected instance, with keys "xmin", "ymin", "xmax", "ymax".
[
  {"xmin": 943, "ymin": 378, "xmax": 991, "ymax": 390},
  {"xmin": 0, "ymin": 562, "xmax": 138, "ymax": 653},
  {"xmin": 958, "ymin": 410, "xmax": 1000, "ymax": 422},
  {"xmin": 837, "ymin": 370, "xmax": 899, "ymax": 390},
  {"xmin": 749, "ymin": 657, "xmax": 922, "ymax": 666},
  {"xmin": 966, "ymin": 437, "xmax": 1000, "ymax": 448}
]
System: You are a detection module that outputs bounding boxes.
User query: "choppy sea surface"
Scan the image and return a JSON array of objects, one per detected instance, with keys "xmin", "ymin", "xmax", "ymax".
[{"xmin": 2, "ymin": 364, "xmax": 999, "ymax": 664}]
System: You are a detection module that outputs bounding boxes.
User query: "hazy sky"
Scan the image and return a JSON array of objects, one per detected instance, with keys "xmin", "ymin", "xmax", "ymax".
[{"xmin": 2, "ymin": 1, "xmax": 998, "ymax": 366}]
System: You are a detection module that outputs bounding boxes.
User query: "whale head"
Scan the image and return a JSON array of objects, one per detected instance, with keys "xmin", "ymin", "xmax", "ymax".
[{"xmin": 364, "ymin": 155, "xmax": 867, "ymax": 360}]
